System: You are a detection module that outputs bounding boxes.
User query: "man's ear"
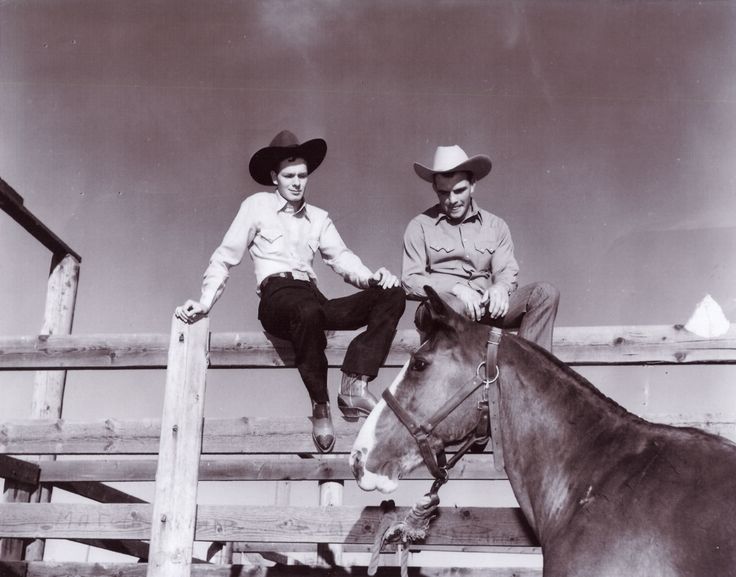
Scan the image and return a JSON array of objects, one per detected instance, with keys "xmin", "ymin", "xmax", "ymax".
[{"xmin": 270, "ymin": 170, "xmax": 278, "ymax": 184}]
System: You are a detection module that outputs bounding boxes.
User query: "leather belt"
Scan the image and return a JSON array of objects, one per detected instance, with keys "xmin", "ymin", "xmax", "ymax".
[{"xmin": 260, "ymin": 271, "xmax": 311, "ymax": 292}]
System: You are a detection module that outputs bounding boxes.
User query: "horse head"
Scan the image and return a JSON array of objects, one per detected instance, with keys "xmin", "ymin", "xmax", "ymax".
[{"xmin": 350, "ymin": 287, "xmax": 491, "ymax": 493}]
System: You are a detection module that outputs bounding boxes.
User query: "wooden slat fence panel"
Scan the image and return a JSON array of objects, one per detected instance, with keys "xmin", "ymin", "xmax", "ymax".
[
  {"xmin": 2, "ymin": 325, "xmax": 735, "ymax": 370},
  {"xmin": 0, "ymin": 504, "xmax": 536, "ymax": 547},
  {"xmin": 2, "ymin": 415, "xmax": 733, "ymax": 455}
]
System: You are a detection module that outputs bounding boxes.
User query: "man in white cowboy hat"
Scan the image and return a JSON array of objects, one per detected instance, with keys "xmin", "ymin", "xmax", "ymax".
[
  {"xmin": 176, "ymin": 130, "xmax": 406, "ymax": 452},
  {"xmin": 402, "ymin": 144, "xmax": 559, "ymax": 351}
]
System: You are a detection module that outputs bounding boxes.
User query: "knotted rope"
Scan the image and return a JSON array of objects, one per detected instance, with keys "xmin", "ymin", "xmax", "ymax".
[{"xmin": 367, "ymin": 490, "xmax": 441, "ymax": 577}]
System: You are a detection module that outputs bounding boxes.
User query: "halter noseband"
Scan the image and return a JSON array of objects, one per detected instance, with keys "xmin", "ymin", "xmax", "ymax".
[{"xmin": 382, "ymin": 327, "xmax": 504, "ymax": 489}]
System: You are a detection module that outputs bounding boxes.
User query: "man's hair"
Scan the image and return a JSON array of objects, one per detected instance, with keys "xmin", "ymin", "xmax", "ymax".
[{"xmin": 432, "ymin": 170, "xmax": 475, "ymax": 188}]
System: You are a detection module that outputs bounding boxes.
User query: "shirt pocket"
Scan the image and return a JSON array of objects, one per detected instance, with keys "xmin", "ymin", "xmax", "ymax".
[
  {"xmin": 428, "ymin": 241, "xmax": 455, "ymax": 255},
  {"xmin": 257, "ymin": 228, "xmax": 285, "ymax": 254},
  {"xmin": 307, "ymin": 238, "xmax": 320, "ymax": 255},
  {"xmin": 473, "ymin": 240, "xmax": 497, "ymax": 255}
]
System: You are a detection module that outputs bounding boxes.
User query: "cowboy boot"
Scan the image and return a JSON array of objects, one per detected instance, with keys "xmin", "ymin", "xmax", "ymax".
[
  {"xmin": 311, "ymin": 401, "xmax": 335, "ymax": 453},
  {"xmin": 338, "ymin": 372, "xmax": 378, "ymax": 421}
]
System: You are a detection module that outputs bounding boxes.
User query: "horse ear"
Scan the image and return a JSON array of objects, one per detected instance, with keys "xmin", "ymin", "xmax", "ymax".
[
  {"xmin": 422, "ymin": 285, "xmax": 466, "ymax": 332},
  {"xmin": 424, "ymin": 286, "xmax": 454, "ymax": 318}
]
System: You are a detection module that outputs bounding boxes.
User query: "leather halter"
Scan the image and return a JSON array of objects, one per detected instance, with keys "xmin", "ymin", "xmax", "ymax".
[{"xmin": 382, "ymin": 327, "xmax": 504, "ymax": 487}]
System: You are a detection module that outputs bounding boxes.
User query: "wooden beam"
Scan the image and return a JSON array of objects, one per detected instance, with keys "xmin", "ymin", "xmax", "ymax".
[
  {"xmin": 0, "ymin": 456, "xmax": 39, "ymax": 486},
  {"xmin": 1, "ymin": 414, "xmax": 733, "ymax": 456},
  {"xmin": 25, "ymin": 252, "xmax": 81, "ymax": 561},
  {"xmin": 147, "ymin": 317, "xmax": 210, "ymax": 577},
  {"xmin": 0, "ymin": 504, "xmax": 537, "ymax": 547},
  {"xmin": 2, "ymin": 325, "xmax": 735, "ymax": 371},
  {"xmin": 0, "ymin": 178, "xmax": 81, "ymax": 261},
  {"xmin": 0, "ymin": 562, "xmax": 543, "ymax": 577},
  {"xmin": 37, "ymin": 455, "xmax": 506, "ymax": 482}
]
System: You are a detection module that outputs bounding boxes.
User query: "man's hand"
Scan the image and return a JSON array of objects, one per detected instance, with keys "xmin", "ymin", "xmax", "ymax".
[
  {"xmin": 369, "ymin": 267, "xmax": 400, "ymax": 289},
  {"xmin": 174, "ymin": 300, "xmax": 209, "ymax": 324},
  {"xmin": 452, "ymin": 284, "xmax": 485, "ymax": 321},
  {"xmin": 481, "ymin": 285, "xmax": 509, "ymax": 319}
]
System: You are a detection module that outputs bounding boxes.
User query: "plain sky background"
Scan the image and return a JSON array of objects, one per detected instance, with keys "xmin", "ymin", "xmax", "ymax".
[{"xmin": 1, "ymin": 0, "xmax": 736, "ymax": 564}]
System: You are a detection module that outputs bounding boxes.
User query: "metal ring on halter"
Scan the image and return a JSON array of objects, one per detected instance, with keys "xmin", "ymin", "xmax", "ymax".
[{"xmin": 475, "ymin": 361, "xmax": 500, "ymax": 384}]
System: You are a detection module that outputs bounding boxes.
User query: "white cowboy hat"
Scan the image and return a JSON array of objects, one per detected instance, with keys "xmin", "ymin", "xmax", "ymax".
[{"xmin": 413, "ymin": 145, "xmax": 492, "ymax": 183}]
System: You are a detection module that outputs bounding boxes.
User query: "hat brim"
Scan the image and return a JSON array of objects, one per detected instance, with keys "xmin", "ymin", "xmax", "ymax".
[
  {"xmin": 249, "ymin": 138, "xmax": 327, "ymax": 186},
  {"xmin": 413, "ymin": 155, "xmax": 492, "ymax": 183}
]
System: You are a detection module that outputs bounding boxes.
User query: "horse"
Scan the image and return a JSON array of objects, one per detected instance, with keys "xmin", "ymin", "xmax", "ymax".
[{"xmin": 350, "ymin": 287, "xmax": 736, "ymax": 577}]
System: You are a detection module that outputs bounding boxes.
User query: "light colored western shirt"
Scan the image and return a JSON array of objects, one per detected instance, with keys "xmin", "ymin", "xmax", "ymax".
[
  {"xmin": 200, "ymin": 191, "xmax": 373, "ymax": 309},
  {"xmin": 402, "ymin": 202, "xmax": 519, "ymax": 300}
]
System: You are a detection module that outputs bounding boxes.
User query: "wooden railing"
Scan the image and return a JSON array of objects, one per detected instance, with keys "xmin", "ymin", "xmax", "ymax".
[{"xmin": 1, "ymin": 320, "xmax": 735, "ymax": 576}]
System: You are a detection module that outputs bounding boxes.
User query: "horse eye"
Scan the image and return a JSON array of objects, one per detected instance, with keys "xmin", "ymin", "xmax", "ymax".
[{"xmin": 411, "ymin": 358, "xmax": 428, "ymax": 372}]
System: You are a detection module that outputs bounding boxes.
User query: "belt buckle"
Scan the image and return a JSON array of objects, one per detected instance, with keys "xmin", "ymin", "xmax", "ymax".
[{"xmin": 292, "ymin": 271, "xmax": 310, "ymax": 281}]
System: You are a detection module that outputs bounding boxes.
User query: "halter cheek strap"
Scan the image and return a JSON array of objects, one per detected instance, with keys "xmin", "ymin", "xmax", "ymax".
[{"xmin": 382, "ymin": 327, "xmax": 504, "ymax": 483}]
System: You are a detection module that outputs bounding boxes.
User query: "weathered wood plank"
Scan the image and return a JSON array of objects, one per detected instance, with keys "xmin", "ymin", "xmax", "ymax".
[
  {"xmin": 147, "ymin": 317, "xmax": 210, "ymax": 577},
  {"xmin": 26, "ymin": 252, "xmax": 81, "ymax": 561},
  {"xmin": 2, "ymin": 325, "xmax": 735, "ymax": 370},
  {"xmin": 2, "ymin": 414, "xmax": 733, "ymax": 455},
  {"xmin": 0, "ymin": 562, "xmax": 543, "ymax": 577},
  {"xmin": 0, "ymin": 178, "xmax": 81, "ymax": 261},
  {"xmin": 0, "ymin": 504, "xmax": 537, "ymax": 547},
  {"xmin": 37, "ymin": 454, "xmax": 505, "ymax": 482},
  {"xmin": 0, "ymin": 457, "xmax": 39, "ymax": 486}
]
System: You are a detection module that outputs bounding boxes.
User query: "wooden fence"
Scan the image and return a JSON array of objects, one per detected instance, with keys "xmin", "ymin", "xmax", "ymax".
[
  {"xmin": 3, "ymin": 180, "xmax": 736, "ymax": 577},
  {"xmin": 1, "ymin": 320, "xmax": 735, "ymax": 577}
]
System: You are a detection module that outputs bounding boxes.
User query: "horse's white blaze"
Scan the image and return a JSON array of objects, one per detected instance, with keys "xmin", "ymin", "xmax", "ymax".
[{"xmin": 351, "ymin": 360, "xmax": 410, "ymax": 493}]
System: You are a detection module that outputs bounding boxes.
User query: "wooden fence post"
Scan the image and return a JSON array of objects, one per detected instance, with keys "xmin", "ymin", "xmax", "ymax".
[
  {"xmin": 0, "ymin": 252, "xmax": 80, "ymax": 561},
  {"xmin": 317, "ymin": 474, "xmax": 344, "ymax": 567},
  {"xmin": 146, "ymin": 316, "xmax": 209, "ymax": 577}
]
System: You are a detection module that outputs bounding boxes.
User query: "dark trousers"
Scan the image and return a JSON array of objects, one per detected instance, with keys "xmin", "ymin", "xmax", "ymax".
[
  {"xmin": 258, "ymin": 278, "xmax": 406, "ymax": 404},
  {"xmin": 415, "ymin": 281, "xmax": 560, "ymax": 352}
]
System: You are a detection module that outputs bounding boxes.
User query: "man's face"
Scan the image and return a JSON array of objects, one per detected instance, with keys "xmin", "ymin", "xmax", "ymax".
[
  {"xmin": 433, "ymin": 172, "xmax": 475, "ymax": 222},
  {"xmin": 272, "ymin": 157, "xmax": 308, "ymax": 205}
]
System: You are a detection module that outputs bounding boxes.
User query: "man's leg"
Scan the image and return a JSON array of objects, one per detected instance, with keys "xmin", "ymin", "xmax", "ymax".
[
  {"xmin": 487, "ymin": 282, "xmax": 560, "ymax": 352},
  {"xmin": 322, "ymin": 286, "xmax": 406, "ymax": 418},
  {"xmin": 258, "ymin": 278, "xmax": 335, "ymax": 451}
]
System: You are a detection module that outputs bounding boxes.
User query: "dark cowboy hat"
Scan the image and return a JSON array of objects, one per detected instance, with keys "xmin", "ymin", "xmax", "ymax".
[
  {"xmin": 248, "ymin": 130, "xmax": 328, "ymax": 186},
  {"xmin": 414, "ymin": 145, "xmax": 492, "ymax": 183}
]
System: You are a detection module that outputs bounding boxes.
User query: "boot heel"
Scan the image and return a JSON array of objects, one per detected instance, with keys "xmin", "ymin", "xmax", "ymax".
[{"xmin": 337, "ymin": 398, "xmax": 362, "ymax": 422}]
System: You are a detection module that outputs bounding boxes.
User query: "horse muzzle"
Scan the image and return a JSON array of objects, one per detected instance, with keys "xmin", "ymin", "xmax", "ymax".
[{"xmin": 350, "ymin": 447, "xmax": 399, "ymax": 493}]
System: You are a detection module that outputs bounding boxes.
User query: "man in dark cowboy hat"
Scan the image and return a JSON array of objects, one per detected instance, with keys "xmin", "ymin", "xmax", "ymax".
[
  {"xmin": 176, "ymin": 130, "xmax": 405, "ymax": 452},
  {"xmin": 402, "ymin": 144, "xmax": 559, "ymax": 351}
]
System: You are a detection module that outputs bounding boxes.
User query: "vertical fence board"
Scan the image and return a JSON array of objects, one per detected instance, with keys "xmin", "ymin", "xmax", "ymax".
[
  {"xmin": 146, "ymin": 317, "xmax": 210, "ymax": 577},
  {"xmin": 1, "ymin": 252, "xmax": 80, "ymax": 562}
]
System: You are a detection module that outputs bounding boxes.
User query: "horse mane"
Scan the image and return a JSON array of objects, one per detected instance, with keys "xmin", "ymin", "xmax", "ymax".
[
  {"xmin": 501, "ymin": 331, "xmax": 638, "ymax": 424},
  {"xmin": 501, "ymin": 331, "xmax": 736, "ymax": 446}
]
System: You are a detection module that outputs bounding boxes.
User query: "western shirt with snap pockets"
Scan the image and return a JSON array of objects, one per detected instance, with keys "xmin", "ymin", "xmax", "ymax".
[
  {"xmin": 199, "ymin": 191, "xmax": 373, "ymax": 309},
  {"xmin": 402, "ymin": 202, "xmax": 519, "ymax": 300}
]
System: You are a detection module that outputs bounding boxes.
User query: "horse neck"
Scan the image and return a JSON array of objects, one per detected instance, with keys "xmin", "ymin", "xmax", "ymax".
[{"xmin": 496, "ymin": 334, "xmax": 635, "ymax": 540}]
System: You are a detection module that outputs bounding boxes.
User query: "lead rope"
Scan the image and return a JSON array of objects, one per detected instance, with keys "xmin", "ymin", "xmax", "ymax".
[{"xmin": 367, "ymin": 478, "xmax": 445, "ymax": 577}]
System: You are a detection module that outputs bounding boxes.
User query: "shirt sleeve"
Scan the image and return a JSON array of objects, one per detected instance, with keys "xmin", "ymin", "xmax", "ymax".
[
  {"xmin": 401, "ymin": 218, "xmax": 431, "ymax": 298},
  {"xmin": 318, "ymin": 216, "xmax": 373, "ymax": 289},
  {"xmin": 490, "ymin": 218, "xmax": 519, "ymax": 295},
  {"xmin": 199, "ymin": 199, "xmax": 257, "ymax": 310}
]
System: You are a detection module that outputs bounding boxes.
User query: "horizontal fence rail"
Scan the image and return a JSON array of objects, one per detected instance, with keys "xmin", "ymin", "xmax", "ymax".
[
  {"xmin": 0, "ymin": 503, "xmax": 537, "ymax": 546},
  {"xmin": 0, "ymin": 563, "xmax": 543, "ymax": 577},
  {"xmin": 1, "ymin": 414, "xmax": 733, "ymax": 456},
  {"xmin": 1, "ymin": 325, "xmax": 735, "ymax": 370}
]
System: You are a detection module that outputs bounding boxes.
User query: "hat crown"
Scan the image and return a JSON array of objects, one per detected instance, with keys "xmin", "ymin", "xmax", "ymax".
[
  {"xmin": 269, "ymin": 130, "xmax": 301, "ymax": 148},
  {"xmin": 431, "ymin": 145, "xmax": 471, "ymax": 172}
]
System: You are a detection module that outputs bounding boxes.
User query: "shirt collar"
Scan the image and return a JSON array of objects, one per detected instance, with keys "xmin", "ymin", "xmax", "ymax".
[
  {"xmin": 434, "ymin": 200, "xmax": 483, "ymax": 225},
  {"xmin": 273, "ymin": 190, "xmax": 310, "ymax": 220}
]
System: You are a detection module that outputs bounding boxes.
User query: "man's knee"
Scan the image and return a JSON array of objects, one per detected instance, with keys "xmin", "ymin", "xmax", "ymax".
[
  {"xmin": 531, "ymin": 282, "xmax": 560, "ymax": 310},
  {"xmin": 383, "ymin": 286, "xmax": 407, "ymax": 313}
]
